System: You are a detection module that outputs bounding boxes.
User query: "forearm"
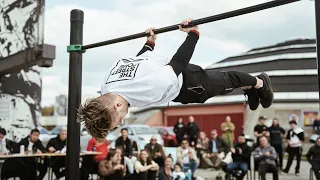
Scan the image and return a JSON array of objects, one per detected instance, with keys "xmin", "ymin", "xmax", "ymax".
[
  {"xmin": 136, "ymin": 40, "xmax": 155, "ymax": 56},
  {"xmin": 168, "ymin": 30, "xmax": 199, "ymax": 76}
]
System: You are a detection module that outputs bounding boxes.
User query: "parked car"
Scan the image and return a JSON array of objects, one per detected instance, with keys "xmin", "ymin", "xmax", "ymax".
[
  {"xmin": 108, "ymin": 124, "xmax": 164, "ymax": 151},
  {"xmin": 38, "ymin": 126, "xmax": 55, "ymax": 147},
  {"xmin": 153, "ymin": 126, "xmax": 177, "ymax": 147}
]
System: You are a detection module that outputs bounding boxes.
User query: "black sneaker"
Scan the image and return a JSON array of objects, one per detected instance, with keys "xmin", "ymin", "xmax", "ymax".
[
  {"xmin": 257, "ymin": 72, "xmax": 273, "ymax": 108},
  {"xmin": 244, "ymin": 88, "xmax": 259, "ymax": 110}
]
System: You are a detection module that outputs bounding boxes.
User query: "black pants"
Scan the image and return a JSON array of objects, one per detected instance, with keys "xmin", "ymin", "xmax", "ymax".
[
  {"xmin": 51, "ymin": 157, "xmax": 66, "ymax": 179},
  {"xmin": 259, "ymin": 163, "xmax": 278, "ymax": 180},
  {"xmin": 271, "ymin": 144, "xmax": 283, "ymax": 169},
  {"xmin": 173, "ymin": 64, "xmax": 257, "ymax": 104},
  {"xmin": 153, "ymin": 156, "xmax": 165, "ymax": 168},
  {"xmin": 284, "ymin": 146, "xmax": 302, "ymax": 173},
  {"xmin": 311, "ymin": 161, "xmax": 320, "ymax": 180}
]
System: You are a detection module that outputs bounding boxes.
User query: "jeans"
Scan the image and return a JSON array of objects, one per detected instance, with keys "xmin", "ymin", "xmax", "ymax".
[
  {"xmin": 182, "ymin": 160, "xmax": 199, "ymax": 175},
  {"xmin": 271, "ymin": 144, "xmax": 283, "ymax": 169},
  {"xmin": 226, "ymin": 162, "xmax": 248, "ymax": 180},
  {"xmin": 124, "ymin": 156, "xmax": 137, "ymax": 174}
]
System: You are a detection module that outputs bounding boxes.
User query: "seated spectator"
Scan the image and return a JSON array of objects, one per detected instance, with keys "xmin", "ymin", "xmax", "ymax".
[
  {"xmin": 145, "ymin": 135, "xmax": 166, "ymax": 168},
  {"xmin": 172, "ymin": 163, "xmax": 186, "ymax": 180},
  {"xmin": 47, "ymin": 126, "xmax": 67, "ymax": 179},
  {"xmin": 19, "ymin": 129, "xmax": 48, "ymax": 180},
  {"xmin": 87, "ymin": 137, "xmax": 109, "ymax": 163},
  {"xmin": 196, "ymin": 131, "xmax": 210, "ymax": 168},
  {"xmin": 99, "ymin": 149, "xmax": 126, "ymax": 180},
  {"xmin": 177, "ymin": 138, "xmax": 199, "ymax": 177},
  {"xmin": 158, "ymin": 156, "xmax": 174, "ymax": 180},
  {"xmin": 115, "ymin": 146, "xmax": 136, "ymax": 175},
  {"xmin": 134, "ymin": 149, "xmax": 159, "ymax": 180},
  {"xmin": 306, "ymin": 137, "xmax": 320, "ymax": 180},
  {"xmin": 0, "ymin": 128, "xmax": 9, "ymax": 155},
  {"xmin": 203, "ymin": 129, "xmax": 228, "ymax": 169},
  {"xmin": 314, "ymin": 119, "xmax": 320, "ymax": 134},
  {"xmin": 226, "ymin": 134, "xmax": 251, "ymax": 180},
  {"xmin": 253, "ymin": 136, "xmax": 278, "ymax": 180}
]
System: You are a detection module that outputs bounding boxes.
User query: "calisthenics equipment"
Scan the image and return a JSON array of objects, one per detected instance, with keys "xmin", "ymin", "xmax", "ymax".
[{"xmin": 65, "ymin": 0, "xmax": 320, "ymax": 179}]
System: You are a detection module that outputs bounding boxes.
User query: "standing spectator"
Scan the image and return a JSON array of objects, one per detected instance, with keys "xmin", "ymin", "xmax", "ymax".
[
  {"xmin": 221, "ymin": 116, "xmax": 235, "ymax": 148},
  {"xmin": 226, "ymin": 134, "xmax": 251, "ymax": 180},
  {"xmin": 87, "ymin": 137, "xmax": 109, "ymax": 162},
  {"xmin": 174, "ymin": 117, "xmax": 186, "ymax": 146},
  {"xmin": 203, "ymin": 129, "xmax": 229, "ymax": 169},
  {"xmin": 254, "ymin": 116, "xmax": 268, "ymax": 146},
  {"xmin": 267, "ymin": 118, "xmax": 285, "ymax": 169},
  {"xmin": 158, "ymin": 156, "xmax": 174, "ymax": 180},
  {"xmin": 186, "ymin": 116, "xmax": 200, "ymax": 147},
  {"xmin": 177, "ymin": 138, "xmax": 199, "ymax": 177},
  {"xmin": 282, "ymin": 120, "xmax": 304, "ymax": 176},
  {"xmin": 47, "ymin": 126, "xmax": 67, "ymax": 179},
  {"xmin": 313, "ymin": 119, "xmax": 320, "ymax": 134},
  {"xmin": 306, "ymin": 137, "xmax": 320, "ymax": 180},
  {"xmin": 144, "ymin": 135, "xmax": 166, "ymax": 168},
  {"xmin": 98, "ymin": 149, "xmax": 126, "ymax": 180},
  {"xmin": 134, "ymin": 149, "xmax": 159, "ymax": 180},
  {"xmin": 253, "ymin": 136, "xmax": 278, "ymax": 180},
  {"xmin": 0, "ymin": 128, "xmax": 9, "ymax": 154}
]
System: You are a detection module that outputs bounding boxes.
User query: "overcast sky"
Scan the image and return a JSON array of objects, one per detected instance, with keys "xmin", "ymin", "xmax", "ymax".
[{"xmin": 41, "ymin": 0, "xmax": 316, "ymax": 107}]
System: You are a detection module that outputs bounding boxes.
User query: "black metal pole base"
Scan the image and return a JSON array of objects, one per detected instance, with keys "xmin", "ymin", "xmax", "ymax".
[{"xmin": 66, "ymin": 9, "xmax": 84, "ymax": 180}]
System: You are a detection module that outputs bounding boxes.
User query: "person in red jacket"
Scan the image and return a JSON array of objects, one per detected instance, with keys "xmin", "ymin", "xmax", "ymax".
[{"xmin": 87, "ymin": 137, "xmax": 109, "ymax": 162}]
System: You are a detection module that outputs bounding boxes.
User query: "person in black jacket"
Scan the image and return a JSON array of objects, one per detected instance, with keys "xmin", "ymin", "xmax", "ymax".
[
  {"xmin": 115, "ymin": 128, "xmax": 133, "ymax": 157},
  {"xmin": 47, "ymin": 126, "xmax": 67, "ymax": 179},
  {"xmin": 282, "ymin": 120, "xmax": 304, "ymax": 176},
  {"xmin": 186, "ymin": 116, "xmax": 200, "ymax": 147},
  {"xmin": 173, "ymin": 117, "xmax": 185, "ymax": 146},
  {"xmin": 306, "ymin": 137, "xmax": 320, "ymax": 180},
  {"xmin": 18, "ymin": 129, "xmax": 48, "ymax": 180},
  {"xmin": 267, "ymin": 118, "xmax": 285, "ymax": 169},
  {"xmin": 226, "ymin": 134, "xmax": 251, "ymax": 180}
]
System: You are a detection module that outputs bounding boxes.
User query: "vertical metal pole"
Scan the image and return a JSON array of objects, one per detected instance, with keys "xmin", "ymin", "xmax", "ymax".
[
  {"xmin": 66, "ymin": 9, "xmax": 83, "ymax": 180},
  {"xmin": 316, "ymin": 0, "xmax": 320, "ymax": 112}
]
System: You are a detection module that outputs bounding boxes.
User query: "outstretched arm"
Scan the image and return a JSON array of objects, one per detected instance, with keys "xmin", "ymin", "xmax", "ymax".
[
  {"xmin": 168, "ymin": 18, "xmax": 199, "ymax": 77},
  {"xmin": 137, "ymin": 27, "xmax": 157, "ymax": 56}
]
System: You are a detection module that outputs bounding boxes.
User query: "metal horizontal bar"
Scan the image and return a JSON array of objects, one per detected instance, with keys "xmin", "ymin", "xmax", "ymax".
[{"xmin": 82, "ymin": 0, "xmax": 300, "ymax": 50}]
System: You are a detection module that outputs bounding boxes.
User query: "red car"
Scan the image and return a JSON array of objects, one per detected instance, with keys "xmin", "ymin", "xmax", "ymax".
[{"xmin": 153, "ymin": 126, "xmax": 177, "ymax": 147}]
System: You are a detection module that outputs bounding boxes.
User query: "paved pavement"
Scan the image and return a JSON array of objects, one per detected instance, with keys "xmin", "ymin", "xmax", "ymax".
[{"xmin": 194, "ymin": 160, "xmax": 313, "ymax": 180}]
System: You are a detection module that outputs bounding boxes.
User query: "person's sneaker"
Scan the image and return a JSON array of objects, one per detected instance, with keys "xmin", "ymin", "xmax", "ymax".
[
  {"xmin": 257, "ymin": 72, "xmax": 274, "ymax": 108},
  {"xmin": 280, "ymin": 171, "xmax": 287, "ymax": 175},
  {"xmin": 295, "ymin": 172, "xmax": 300, "ymax": 176},
  {"xmin": 243, "ymin": 88, "xmax": 259, "ymax": 110}
]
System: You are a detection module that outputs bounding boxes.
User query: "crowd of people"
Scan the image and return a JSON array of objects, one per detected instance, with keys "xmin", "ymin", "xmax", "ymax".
[
  {"xmin": 0, "ymin": 114, "xmax": 319, "ymax": 180},
  {"xmin": 0, "ymin": 127, "xmax": 67, "ymax": 180}
]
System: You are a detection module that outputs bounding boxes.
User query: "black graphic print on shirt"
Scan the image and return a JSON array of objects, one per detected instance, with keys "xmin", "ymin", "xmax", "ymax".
[{"xmin": 106, "ymin": 58, "xmax": 145, "ymax": 84}]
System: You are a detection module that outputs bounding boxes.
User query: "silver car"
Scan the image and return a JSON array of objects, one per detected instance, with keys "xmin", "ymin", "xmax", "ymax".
[{"xmin": 109, "ymin": 124, "xmax": 164, "ymax": 151}]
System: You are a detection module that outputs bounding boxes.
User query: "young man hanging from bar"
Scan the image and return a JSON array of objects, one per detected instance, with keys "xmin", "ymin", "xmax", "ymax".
[{"xmin": 78, "ymin": 18, "xmax": 273, "ymax": 139}]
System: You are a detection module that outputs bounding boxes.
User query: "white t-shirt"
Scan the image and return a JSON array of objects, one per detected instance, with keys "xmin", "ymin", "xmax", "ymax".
[
  {"xmin": 101, "ymin": 51, "xmax": 183, "ymax": 107},
  {"xmin": 182, "ymin": 148, "xmax": 190, "ymax": 164}
]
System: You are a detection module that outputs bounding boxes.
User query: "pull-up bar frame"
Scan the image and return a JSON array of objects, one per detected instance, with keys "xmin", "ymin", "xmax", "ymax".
[{"xmin": 66, "ymin": 0, "xmax": 318, "ymax": 179}]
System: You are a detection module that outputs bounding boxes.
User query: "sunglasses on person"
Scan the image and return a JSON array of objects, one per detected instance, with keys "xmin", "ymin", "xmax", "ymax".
[{"xmin": 151, "ymin": 139, "xmax": 157, "ymax": 141}]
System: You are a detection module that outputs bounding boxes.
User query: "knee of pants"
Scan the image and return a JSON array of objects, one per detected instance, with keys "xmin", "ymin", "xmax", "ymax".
[{"xmin": 240, "ymin": 163, "xmax": 249, "ymax": 172}]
